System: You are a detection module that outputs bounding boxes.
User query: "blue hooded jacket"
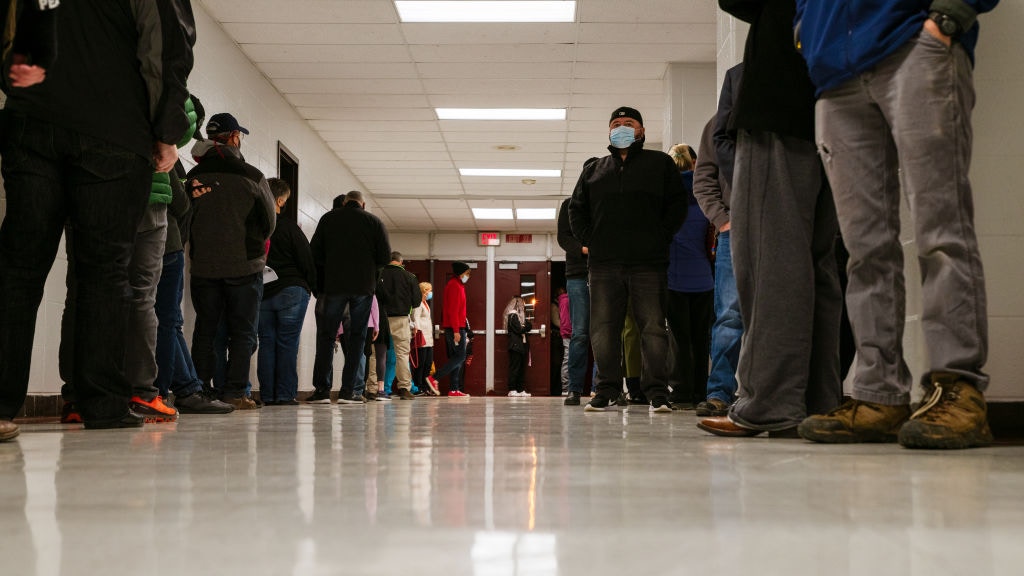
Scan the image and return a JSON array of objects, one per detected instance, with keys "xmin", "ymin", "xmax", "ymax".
[{"xmin": 795, "ymin": 0, "xmax": 998, "ymax": 94}]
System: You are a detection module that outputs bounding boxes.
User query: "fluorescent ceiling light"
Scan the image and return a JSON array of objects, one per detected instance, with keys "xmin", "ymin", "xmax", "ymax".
[
  {"xmin": 460, "ymin": 168, "xmax": 561, "ymax": 177},
  {"xmin": 437, "ymin": 108, "xmax": 566, "ymax": 121},
  {"xmin": 472, "ymin": 208, "xmax": 514, "ymax": 219},
  {"xmin": 396, "ymin": 1, "xmax": 575, "ymax": 23},
  {"xmin": 516, "ymin": 208, "xmax": 556, "ymax": 220}
]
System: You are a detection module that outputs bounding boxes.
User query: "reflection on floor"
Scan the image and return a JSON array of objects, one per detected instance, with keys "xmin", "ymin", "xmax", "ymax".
[{"xmin": 2, "ymin": 398, "xmax": 1023, "ymax": 576}]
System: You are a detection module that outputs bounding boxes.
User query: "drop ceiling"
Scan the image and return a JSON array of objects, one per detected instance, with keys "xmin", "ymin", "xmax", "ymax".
[{"xmin": 200, "ymin": 0, "xmax": 718, "ymax": 232}]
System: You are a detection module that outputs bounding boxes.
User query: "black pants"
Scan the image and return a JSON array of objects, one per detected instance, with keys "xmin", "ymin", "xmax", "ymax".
[
  {"xmin": 0, "ymin": 114, "xmax": 152, "ymax": 421},
  {"xmin": 190, "ymin": 274, "xmax": 263, "ymax": 399},
  {"xmin": 508, "ymin": 350, "xmax": 527, "ymax": 393},
  {"xmin": 412, "ymin": 346, "xmax": 434, "ymax": 391},
  {"xmin": 666, "ymin": 289, "xmax": 714, "ymax": 404}
]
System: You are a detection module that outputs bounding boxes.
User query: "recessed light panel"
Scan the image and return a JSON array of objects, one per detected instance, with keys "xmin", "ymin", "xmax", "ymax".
[
  {"xmin": 396, "ymin": 1, "xmax": 576, "ymax": 23},
  {"xmin": 460, "ymin": 168, "xmax": 561, "ymax": 178},
  {"xmin": 472, "ymin": 208, "xmax": 515, "ymax": 219},
  {"xmin": 437, "ymin": 108, "xmax": 566, "ymax": 120}
]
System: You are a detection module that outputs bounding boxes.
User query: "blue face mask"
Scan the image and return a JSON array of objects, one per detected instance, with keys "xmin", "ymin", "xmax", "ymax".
[
  {"xmin": 426, "ymin": 292, "xmax": 433, "ymax": 301},
  {"xmin": 609, "ymin": 125, "xmax": 636, "ymax": 149}
]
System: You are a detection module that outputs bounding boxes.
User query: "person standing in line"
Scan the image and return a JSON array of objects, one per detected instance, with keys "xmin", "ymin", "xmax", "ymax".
[
  {"xmin": 665, "ymin": 143, "xmax": 715, "ymax": 410},
  {"xmin": 557, "ymin": 287, "xmax": 571, "ymax": 395},
  {"xmin": 376, "ymin": 251, "xmax": 421, "ymax": 400},
  {"xmin": 698, "ymin": 0, "xmax": 842, "ymax": 437},
  {"xmin": 796, "ymin": 0, "xmax": 998, "ymax": 448},
  {"xmin": 363, "ymin": 294, "xmax": 390, "ymax": 402},
  {"xmin": 504, "ymin": 296, "xmax": 533, "ymax": 397},
  {"xmin": 556, "ymin": 185, "xmax": 594, "ymax": 406},
  {"xmin": 257, "ymin": 178, "xmax": 315, "ymax": 406},
  {"xmin": 412, "ymin": 282, "xmax": 439, "ymax": 396},
  {"xmin": 309, "ymin": 190, "xmax": 390, "ymax": 404},
  {"xmin": 0, "ymin": 0, "xmax": 194, "ymax": 436},
  {"xmin": 427, "ymin": 262, "xmax": 473, "ymax": 397},
  {"xmin": 693, "ymin": 65, "xmax": 744, "ymax": 418},
  {"xmin": 186, "ymin": 112, "xmax": 277, "ymax": 411},
  {"xmin": 569, "ymin": 106, "xmax": 687, "ymax": 414}
]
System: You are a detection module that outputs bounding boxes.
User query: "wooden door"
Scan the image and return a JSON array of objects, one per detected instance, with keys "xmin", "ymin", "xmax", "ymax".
[
  {"xmin": 430, "ymin": 260, "xmax": 486, "ymax": 396},
  {"xmin": 493, "ymin": 261, "xmax": 551, "ymax": 396}
]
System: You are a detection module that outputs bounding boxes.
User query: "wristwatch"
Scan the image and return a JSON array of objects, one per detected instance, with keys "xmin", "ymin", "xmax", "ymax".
[{"xmin": 928, "ymin": 11, "xmax": 961, "ymax": 38}]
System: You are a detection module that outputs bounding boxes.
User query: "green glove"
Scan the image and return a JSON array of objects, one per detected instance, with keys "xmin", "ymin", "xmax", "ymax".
[
  {"xmin": 150, "ymin": 171, "xmax": 173, "ymax": 205},
  {"xmin": 176, "ymin": 96, "xmax": 198, "ymax": 149}
]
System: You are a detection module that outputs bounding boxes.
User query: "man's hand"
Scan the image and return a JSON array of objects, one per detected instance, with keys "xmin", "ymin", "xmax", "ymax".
[
  {"xmin": 153, "ymin": 141, "xmax": 178, "ymax": 173},
  {"xmin": 923, "ymin": 19, "xmax": 952, "ymax": 47},
  {"xmin": 372, "ymin": 329, "xmax": 379, "ymax": 342},
  {"xmin": 581, "ymin": 246, "xmax": 589, "ymax": 255},
  {"xmin": 453, "ymin": 331, "xmax": 461, "ymax": 344},
  {"xmin": 8, "ymin": 54, "xmax": 46, "ymax": 88},
  {"xmin": 190, "ymin": 178, "xmax": 212, "ymax": 199},
  {"xmin": 720, "ymin": 221, "xmax": 731, "ymax": 233}
]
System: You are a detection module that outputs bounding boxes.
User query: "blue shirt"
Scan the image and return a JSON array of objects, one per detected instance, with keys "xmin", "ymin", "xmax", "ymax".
[{"xmin": 668, "ymin": 171, "xmax": 714, "ymax": 293}]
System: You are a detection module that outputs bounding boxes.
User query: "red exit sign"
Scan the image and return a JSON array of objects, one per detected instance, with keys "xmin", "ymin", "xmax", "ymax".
[{"xmin": 478, "ymin": 232, "xmax": 500, "ymax": 246}]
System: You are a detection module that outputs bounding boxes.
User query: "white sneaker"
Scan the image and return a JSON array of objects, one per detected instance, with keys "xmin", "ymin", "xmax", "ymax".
[
  {"xmin": 521, "ymin": 392, "xmax": 531, "ymax": 397},
  {"xmin": 508, "ymin": 390, "xmax": 520, "ymax": 397}
]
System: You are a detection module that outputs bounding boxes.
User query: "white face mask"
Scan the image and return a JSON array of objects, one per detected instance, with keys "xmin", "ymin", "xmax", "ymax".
[{"xmin": 460, "ymin": 274, "xmax": 469, "ymax": 284}]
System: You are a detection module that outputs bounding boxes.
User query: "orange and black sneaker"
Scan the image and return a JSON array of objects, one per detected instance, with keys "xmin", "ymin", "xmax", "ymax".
[
  {"xmin": 130, "ymin": 395, "xmax": 179, "ymax": 423},
  {"xmin": 61, "ymin": 401, "xmax": 83, "ymax": 424}
]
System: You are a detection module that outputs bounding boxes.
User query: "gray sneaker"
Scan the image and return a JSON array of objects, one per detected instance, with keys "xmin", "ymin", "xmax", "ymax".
[
  {"xmin": 174, "ymin": 391, "xmax": 235, "ymax": 414},
  {"xmin": 337, "ymin": 394, "xmax": 367, "ymax": 405}
]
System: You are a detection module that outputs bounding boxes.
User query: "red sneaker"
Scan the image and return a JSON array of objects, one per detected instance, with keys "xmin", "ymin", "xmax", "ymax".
[
  {"xmin": 61, "ymin": 401, "xmax": 83, "ymax": 424},
  {"xmin": 448, "ymin": 390, "xmax": 470, "ymax": 398},
  {"xmin": 425, "ymin": 376, "xmax": 440, "ymax": 396},
  {"xmin": 130, "ymin": 395, "xmax": 179, "ymax": 423}
]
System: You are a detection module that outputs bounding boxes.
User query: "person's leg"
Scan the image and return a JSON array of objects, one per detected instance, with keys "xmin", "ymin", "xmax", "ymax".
[
  {"xmin": 339, "ymin": 294, "xmax": 372, "ymax": 399},
  {"xmin": 125, "ymin": 203, "xmax": 168, "ymax": 402},
  {"xmin": 665, "ymin": 289, "xmax": 693, "ymax": 404},
  {"xmin": 805, "ymin": 182, "xmax": 843, "ymax": 415},
  {"xmin": 66, "ymin": 132, "xmax": 152, "ymax": 423},
  {"xmin": 509, "ymin": 351, "xmax": 525, "ymax": 393},
  {"xmin": 222, "ymin": 274, "xmax": 262, "ymax": 400},
  {"xmin": 705, "ymin": 231, "xmax": 742, "ymax": 404},
  {"xmin": 191, "ymin": 277, "xmax": 225, "ymax": 388},
  {"xmin": 628, "ymin": 268, "xmax": 671, "ymax": 404},
  {"xmin": 311, "ymin": 296, "xmax": 346, "ymax": 394},
  {"xmin": 0, "ymin": 116, "xmax": 68, "ymax": 420},
  {"xmin": 565, "ymin": 277, "xmax": 590, "ymax": 396},
  {"xmin": 389, "ymin": 316, "xmax": 413, "ymax": 391},
  {"xmin": 274, "ymin": 286, "xmax": 309, "ymax": 402},
  {"xmin": 154, "ymin": 251, "xmax": 185, "ymax": 398},
  {"xmin": 588, "ymin": 267, "xmax": 628, "ymax": 401},
  {"xmin": 688, "ymin": 291, "xmax": 714, "ymax": 405},
  {"xmin": 434, "ymin": 328, "xmax": 467, "ymax": 384},
  {"xmin": 257, "ymin": 292, "xmax": 280, "ymax": 403},
  {"xmin": 728, "ymin": 131, "xmax": 832, "ymax": 431}
]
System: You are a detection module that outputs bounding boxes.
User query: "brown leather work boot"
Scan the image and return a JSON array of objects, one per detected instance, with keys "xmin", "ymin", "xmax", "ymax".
[
  {"xmin": 798, "ymin": 398, "xmax": 911, "ymax": 443},
  {"xmin": 898, "ymin": 373, "xmax": 993, "ymax": 450}
]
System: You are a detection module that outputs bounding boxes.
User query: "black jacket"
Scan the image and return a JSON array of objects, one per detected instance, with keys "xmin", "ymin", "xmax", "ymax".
[
  {"xmin": 568, "ymin": 143, "xmax": 687, "ymax": 269},
  {"xmin": 186, "ymin": 142, "xmax": 276, "ymax": 279},
  {"xmin": 557, "ymin": 198, "xmax": 588, "ymax": 278},
  {"xmin": 5, "ymin": 0, "xmax": 195, "ymax": 159},
  {"xmin": 719, "ymin": 0, "xmax": 816, "ymax": 141},
  {"xmin": 507, "ymin": 315, "xmax": 532, "ymax": 354},
  {"xmin": 264, "ymin": 214, "xmax": 316, "ymax": 300},
  {"xmin": 377, "ymin": 263, "xmax": 420, "ymax": 318},
  {"xmin": 165, "ymin": 166, "xmax": 190, "ymax": 255},
  {"xmin": 0, "ymin": 0, "xmax": 59, "ymax": 94},
  {"xmin": 310, "ymin": 203, "xmax": 390, "ymax": 297}
]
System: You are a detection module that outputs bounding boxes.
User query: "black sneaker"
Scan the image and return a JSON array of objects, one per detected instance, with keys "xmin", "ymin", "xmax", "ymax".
[
  {"xmin": 563, "ymin": 392, "xmax": 581, "ymax": 406},
  {"xmin": 337, "ymin": 393, "xmax": 366, "ymax": 405},
  {"xmin": 585, "ymin": 394, "xmax": 622, "ymax": 412},
  {"xmin": 364, "ymin": 392, "xmax": 377, "ymax": 402},
  {"xmin": 84, "ymin": 410, "xmax": 145, "ymax": 429},
  {"xmin": 175, "ymin": 390, "xmax": 235, "ymax": 414},
  {"xmin": 650, "ymin": 397, "xmax": 673, "ymax": 414},
  {"xmin": 305, "ymin": 390, "xmax": 332, "ymax": 404}
]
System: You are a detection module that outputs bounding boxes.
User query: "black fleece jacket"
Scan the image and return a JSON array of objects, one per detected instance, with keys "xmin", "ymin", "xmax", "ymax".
[
  {"xmin": 310, "ymin": 203, "xmax": 390, "ymax": 297},
  {"xmin": 264, "ymin": 215, "xmax": 316, "ymax": 300},
  {"xmin": 377, "ymin": 263, "xmax": 421, "ymax": 318},
  {"xmin": 557, "ymin": 198, "xmax": 588, "ymax": 279},
  {"xmin": 568, "ymin": 143, "xmax": 687, "ymax": 269},
  {"xmin": 719, "ymin": 0, "xmax": 816, "ymax": 141}
]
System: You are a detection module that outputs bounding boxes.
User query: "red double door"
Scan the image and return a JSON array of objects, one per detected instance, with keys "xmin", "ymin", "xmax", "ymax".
[{"xmin": 403, "ymin": 260, "xmax": 551, "ymax": 396}]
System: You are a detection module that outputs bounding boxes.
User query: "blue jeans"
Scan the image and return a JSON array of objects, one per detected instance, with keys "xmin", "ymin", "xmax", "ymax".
[
  {"xmin": 154, "ymin": 251, "xmax": 203, "ymax": 398},
  {"xmin": 191, "ymin": 274, "xmax": 263, "ymax": 400},
  {"xmin": 566, "ymin": 277, "xmax": 590, "ymax": 394},
  {"xmin": 588, "ymin": 266, "xmax": 670, "ymax": 402},
  {"xmin": 707, "ymin": 231, "xmax": 742, "ymax": 403},
  {"xmin": 0, "ymin": 113, "xmax": 151, "ymax": 421},
  {"xmin": 435, "ymin": 328, "xmax": 468, "ymax": 392},
  {"xmin": 258, "ymin": 285, "xmax": 310, "ymax": 402},
  {"xmin": 312, "ymin": 294, "xmax": 372, "ymax": 398}
]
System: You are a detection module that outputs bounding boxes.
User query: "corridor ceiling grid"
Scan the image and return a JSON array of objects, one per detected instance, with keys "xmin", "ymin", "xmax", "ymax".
[{"xmin": 200, "ymin": 0, "xmax": 718, "ymax": 232}]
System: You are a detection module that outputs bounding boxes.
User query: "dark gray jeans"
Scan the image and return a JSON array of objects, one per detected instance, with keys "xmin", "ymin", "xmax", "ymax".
[
  {"xmin": 816, "ymin": 30, "xmax": 988, "ymax": 404},
  {"xmin": 728, "ymin": 130, "xmax": 843, "ymax": 431}
]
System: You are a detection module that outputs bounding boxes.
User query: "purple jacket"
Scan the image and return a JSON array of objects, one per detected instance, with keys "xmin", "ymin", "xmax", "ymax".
[{"xmin": 558, "ymin": 293, "xmax": 572, "ymax": 338}]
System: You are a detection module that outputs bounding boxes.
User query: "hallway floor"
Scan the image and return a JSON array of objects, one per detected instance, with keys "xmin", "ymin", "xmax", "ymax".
[{"xmin": 3, "ymin": 398, "xmax": 1022, "ymax": 576}]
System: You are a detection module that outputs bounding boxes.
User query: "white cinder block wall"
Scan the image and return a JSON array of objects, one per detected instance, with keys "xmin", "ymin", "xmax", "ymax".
[{"xmin": 716, "ymin": 9, "xmax": 1024, "ymax": 401}]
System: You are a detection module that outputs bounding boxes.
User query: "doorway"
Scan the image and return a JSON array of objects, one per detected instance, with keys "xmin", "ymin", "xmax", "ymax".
[{"xmin": 493, "ymin": 261, "xmax": 551, "ymax": 396}]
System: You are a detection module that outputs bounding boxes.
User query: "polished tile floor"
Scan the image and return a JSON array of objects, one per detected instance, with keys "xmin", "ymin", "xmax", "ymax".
[{"xmin": 2, "ymin": 398, "xmax": 1023, "ymax": 576}]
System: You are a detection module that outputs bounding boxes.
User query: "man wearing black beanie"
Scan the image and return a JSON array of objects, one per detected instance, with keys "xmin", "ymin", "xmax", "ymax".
[{"xmin": 568, "ymin": 106, "xmax": 687, "ymax": 413}]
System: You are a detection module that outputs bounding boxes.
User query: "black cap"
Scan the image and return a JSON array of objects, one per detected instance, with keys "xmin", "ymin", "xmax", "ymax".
[
  {"xmin": 609, "ymin": 106, "xmax": 643, "ymax": 126},
  {"xmin": 206, "ymin": 113, "xmax": 250, "ymax": 136},
  {"xmin": 452, "ymin": 262, "xmax": 470, "ymax": 275}
]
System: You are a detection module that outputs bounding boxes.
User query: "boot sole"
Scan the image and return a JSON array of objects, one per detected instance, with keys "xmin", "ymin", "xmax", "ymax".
[
  {"xmin": 898, "ymin": 423, "xmax": 994, "ymax": 449},
  {"xmin": 797, "ymin": 423, "xmax": 899, "ymax": 444}
]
